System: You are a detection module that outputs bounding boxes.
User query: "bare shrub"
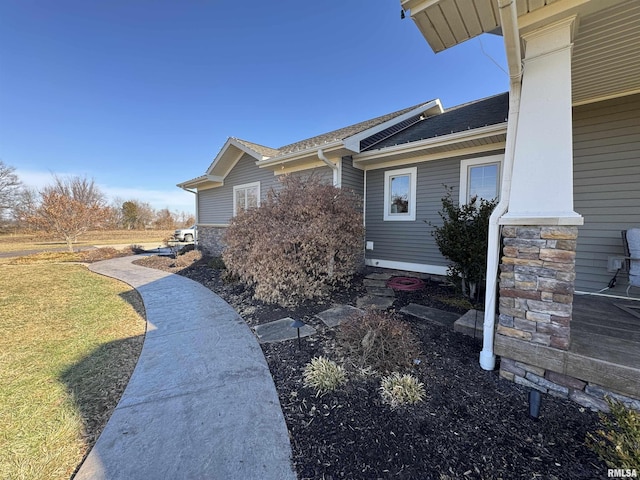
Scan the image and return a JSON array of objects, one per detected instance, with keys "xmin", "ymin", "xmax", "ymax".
[
  {"xmin": 337, "ymin": 310, "xmax": 422, "ymax": 373},
  {"xmin": 174, "ymin": 249, "xmax": 202, "ymax": 268},
  {"xmin": 222, "ymin": 175, "xmax": 364, "ymax": 306}
]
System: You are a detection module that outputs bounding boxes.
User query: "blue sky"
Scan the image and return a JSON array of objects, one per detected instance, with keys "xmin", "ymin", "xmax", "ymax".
[{"xmin": 0, "ymin": 1, "xmax": 508, "ymax": 213}]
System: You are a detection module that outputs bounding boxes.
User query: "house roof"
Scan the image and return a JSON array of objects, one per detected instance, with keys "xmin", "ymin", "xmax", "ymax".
[
  {"xmin": 276, "ymin": 102, "xmax": 433, "ymax": 155},
  {"xmin": 232, "ymin": 138, "xmax": 280, "ymax": 158},
  {"xmin": 363, "ymin": 93, "xmax": 509, "ymax": 151}
]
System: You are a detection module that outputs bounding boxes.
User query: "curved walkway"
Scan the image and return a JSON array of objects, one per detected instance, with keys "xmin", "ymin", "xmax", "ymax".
[{"xmin": 75, "ymin": 256, "xmax": 296, "ymax": 480}]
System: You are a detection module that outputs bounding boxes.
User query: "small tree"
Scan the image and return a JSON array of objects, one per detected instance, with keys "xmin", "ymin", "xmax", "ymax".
[
  {"xmin": 0, "ymin": 160, "xmax": 22, "ymax": 227},
  {"xmin": 223, "ymin": 175, "xmax": 364, "ymax": 306},
  {"xmin": 24, "ymin": 175, "xmax": 111, "ymax": 252},
  {"xmin": 430, "ymin": 187, "xmax": 497, "ymax": 300}
]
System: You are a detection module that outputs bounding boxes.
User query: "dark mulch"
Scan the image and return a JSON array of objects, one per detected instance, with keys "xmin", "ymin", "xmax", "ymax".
[{"xmin": 135, "ymin": 254, "xmax": 607, "ymax": 480}]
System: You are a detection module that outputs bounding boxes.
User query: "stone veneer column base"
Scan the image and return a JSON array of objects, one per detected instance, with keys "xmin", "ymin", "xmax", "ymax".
[{"xmin": 197, "ymin": 226, "xmax": 227, "ymax": 256}]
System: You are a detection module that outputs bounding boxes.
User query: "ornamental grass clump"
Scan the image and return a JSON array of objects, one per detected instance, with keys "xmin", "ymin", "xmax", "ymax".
[
  {"xmin": 222, "ymin": 175, "xmax": 364, "ymax": 307},
  {"xmin": 303, "ymin": 357, "xmax": 347, "ymax": 395},
  {"xmin": 337, "ymin": 309, "xmax": 421, "ymax": 374},
  {"xmin": 380, "ymin": 372, "xmax": 426, "ymax": 408},
  {"xmin": 586, "ymin": 398, "xmax": 640, "ymax": 469}
]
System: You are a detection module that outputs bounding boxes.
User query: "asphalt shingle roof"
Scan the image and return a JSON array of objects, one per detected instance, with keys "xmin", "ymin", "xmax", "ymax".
[
  {"xmin": 275, "ymin": 102, "xmax": 434, "ymax": 155},
  {"xmin": 232, "ymin": 138, "xmax": 280, "ymax": 158},
  {"xmin": 364, "ymin": 92, "xmax": 509, "ymax": 151}
]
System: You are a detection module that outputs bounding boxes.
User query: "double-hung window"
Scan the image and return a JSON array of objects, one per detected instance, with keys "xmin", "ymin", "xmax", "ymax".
[
  {"xmin": 459, "ymin": 156, "xmax": 502, "ymax": 205},
  {"xmin": 233, "ymin": 181, "xmax": 260, "ymax": 215},
  {"xmin": 383, "ymin": 167, "xmax": 417, "ymax": 221}
]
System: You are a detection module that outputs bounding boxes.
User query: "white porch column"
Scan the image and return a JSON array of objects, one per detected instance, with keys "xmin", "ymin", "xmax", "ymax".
[{"xmin": 501, "ymin": 16, "xmax": 582, "ymax": 226}]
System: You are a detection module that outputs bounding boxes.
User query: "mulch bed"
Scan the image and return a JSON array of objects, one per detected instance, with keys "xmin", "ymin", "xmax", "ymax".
[{"xmin": 135, "ymin": 253, "xmax": 607, "ymax": 480}]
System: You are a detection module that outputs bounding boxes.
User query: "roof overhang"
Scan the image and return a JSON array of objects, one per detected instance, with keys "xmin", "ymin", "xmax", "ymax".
[
  {"xmin": 343, "ymin": 100, "xmax": 444, "ymax": 151},
  {"xmin": 256, "ymin": 141, "xmax": 351, "ymax": 174},
  {"xmin": 353, "ymin": 122, "xmax": 507, "ymax": 170},
  {"xmin": 401, "ymin": 0, "xmax": 640, "ymax": 106},
  {"xmin": 256, "ymin": 100, "xmax": 446, "ymax": 174},
  {"xmin": 177, "ymin": 174, "xmax": 225, "ymax": 191}
]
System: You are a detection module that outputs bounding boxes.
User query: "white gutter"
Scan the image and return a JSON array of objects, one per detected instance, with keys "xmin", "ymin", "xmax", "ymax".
[
  {"xmin": 256, "ymin": 140, "xmax": 343, "ymax": 168},
  {"xmin": 317, "ymin": 148, "xmax": 341, "ymax": 187},
  {"xmin": 480, "ymin": 0, "xmax": 523, "ymax": 371}
]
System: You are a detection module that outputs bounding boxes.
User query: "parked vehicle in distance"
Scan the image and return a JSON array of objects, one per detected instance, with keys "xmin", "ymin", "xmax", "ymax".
[{"xmin": 173, "ymin": 225, "xmax": 196, "ymax": 242}]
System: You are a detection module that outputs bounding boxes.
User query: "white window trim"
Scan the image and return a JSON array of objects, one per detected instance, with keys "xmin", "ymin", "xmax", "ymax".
[
  {"xmin": 233, "ymin": 181, "xmax": 261, "ymax": 216},
  {"xmin": 459, "ymin": 155, "xmax": 503, "ymax": 205},
  {"xmin": 383, "ymin": 167, "xmax": 417, "ymax": 221}
]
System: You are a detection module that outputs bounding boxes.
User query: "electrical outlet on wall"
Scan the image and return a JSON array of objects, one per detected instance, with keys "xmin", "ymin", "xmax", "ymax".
[{"xmin": 607, "ymin": 256, "xmax": 625, "ymax": 272}]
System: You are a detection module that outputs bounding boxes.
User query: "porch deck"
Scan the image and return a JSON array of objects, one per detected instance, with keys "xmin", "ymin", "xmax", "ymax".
[
  {"xmin": 495, "ymin": 294, "xmax": 640, "ymax": 400},
  {"xmin": 572, "ymin": 294, "xmax": 640, "ymax": 370}
]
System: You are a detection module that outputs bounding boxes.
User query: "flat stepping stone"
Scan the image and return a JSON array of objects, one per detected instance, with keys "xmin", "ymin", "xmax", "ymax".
[
  {"xmin": 400, "ymin": 303, "xmax": 461, "ymax": 328},
  {"xmin": 316, "ymin": 305, "xmax": 364, "ymax": 328},
  {"xmin": 454, "ymin": 309, "xmax": 497, "ymax": 340},
  {"xmin": 356, "ymin": 295, "xmax": 394, "ymax": 309},
  {"xmin": 363, "ymin": 279, "xmax": 387, "ymax": 288},
  {"xmin": 254, "ymin": 317, "xmax": 316, "ymax": 344},
  {"xmin": 366, "ymin": 286, "xmax": 395, "ymax": 297},
  {"xmin": 365, "ymin": 272, "xmax": 393, "ymax": 281}
]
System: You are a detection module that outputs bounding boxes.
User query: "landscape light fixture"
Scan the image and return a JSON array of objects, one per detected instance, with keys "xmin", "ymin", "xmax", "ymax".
[
  {"xmin": 529, "ymin": 390, "xmax": 541, "ymax": 419},
  {"xmin": 290, "ymin": 318, "xmax": 306, "ymax": 350}
]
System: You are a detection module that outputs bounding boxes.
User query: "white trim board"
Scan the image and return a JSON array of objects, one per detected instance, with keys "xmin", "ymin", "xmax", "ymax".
[{"xmin": 365, "ymin": 258, "xmax": 448, "ymax": 276}]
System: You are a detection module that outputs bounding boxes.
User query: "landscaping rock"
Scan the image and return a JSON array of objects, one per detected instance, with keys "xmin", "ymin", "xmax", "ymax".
[
  {"xmin": 400, "ymin": 303, "xmax": 461, "ymax": 328},
  {"xmin": 316, "ymin": 305, "xmax": 364, "ymax": 328},
  {"xmin": 366, "ymin": 286, "xmax": 395, "ymax": 297},
  {"xmin": 356, "ymin": 295, "xmax": 394, "ymax": 309},
  {"xmin": 254, "ymin": 318, "xmax": 316, "ymax": 343}
]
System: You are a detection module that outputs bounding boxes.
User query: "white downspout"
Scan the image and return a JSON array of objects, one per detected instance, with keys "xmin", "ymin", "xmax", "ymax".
[
  {"xmin": 480, "ymin": 0, "xmax": 522, "ymax": 370},
  {"xmin": 317, "ymin": 149, "xmax": 341, "ymax": 187}
]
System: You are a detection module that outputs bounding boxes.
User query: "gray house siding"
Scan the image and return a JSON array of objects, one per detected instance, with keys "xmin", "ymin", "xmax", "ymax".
[
  {"xmin": 198, "ymin": 152, "xmax": 332, "ymax": 225},
  {"xmin": 573, "ymin": 94, "xmax": 640, "ymax": 294},
  {"xmin": 364, "ymin": 158, "xmax": 460, "ymax": 270},
  {"xmin": 341, "ymin": 156, "xmax": 364, "ymax": 197},
  {"xmin": 198, "ymin": 153, "xmax": 279, "ymax": 224}
]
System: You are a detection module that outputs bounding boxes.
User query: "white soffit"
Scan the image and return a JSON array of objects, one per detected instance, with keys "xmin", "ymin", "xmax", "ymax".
[
  {"xmin": 572, "ymin": 0, "xmax": 640, "ymax": 105},
  {"xmin": 404, "ymin": 0, "xmax": 501, "ymax": 53}
]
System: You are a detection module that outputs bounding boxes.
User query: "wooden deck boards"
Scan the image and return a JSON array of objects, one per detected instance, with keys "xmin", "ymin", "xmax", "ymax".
[{"xmin": 572, "ymin": 295, "xmax": 640, "ymax": 369}]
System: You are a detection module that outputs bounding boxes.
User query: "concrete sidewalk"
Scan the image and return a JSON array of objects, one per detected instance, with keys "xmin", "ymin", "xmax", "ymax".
[{"xmin": 75, "ymin": 256, "xmax": 296, "ymax": 480}]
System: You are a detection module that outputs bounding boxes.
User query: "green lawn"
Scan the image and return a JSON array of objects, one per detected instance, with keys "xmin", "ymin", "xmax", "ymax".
[{"xmin": 0, "ymin": 263, "xmax": 146, "ymax": 479}]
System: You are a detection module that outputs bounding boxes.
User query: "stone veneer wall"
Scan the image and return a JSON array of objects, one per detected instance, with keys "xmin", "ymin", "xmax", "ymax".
[
  {"xmin": 197, "ymin": 226, "xmax": 227, "ymax": 256},
  {"xmin": 496, "ymin": 225, "xmax": 640, "ymax": 412}
]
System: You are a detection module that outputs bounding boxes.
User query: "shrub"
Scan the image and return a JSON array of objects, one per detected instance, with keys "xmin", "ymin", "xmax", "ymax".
[
  {"xmin": 430, "ymin": 187, "xmax": 497, "ymax": 300},
  {"xmin": 223, "ymin": 175, "xmax": 364, "ymax": 306},
  {"xmin": 586, "ymin": 398, "xmax": 640, "ymax": 469},
  {"xmin": 303, "ymin": 357, "xmax": 347, "ymax": 395},
  {"xmin": 208, "ymin": 256, "xmax": 226, "ymax": 270},
  {"xmin": 380, "ymin": 372, "xmax": 426, "ymax": 408},
  {"xmin": 337, "ymin": 310, "xmax": 421, "ymax": 373},
  {"xmin": 174, "ymin": 249, "xmax": 202, "ymax": 268}
]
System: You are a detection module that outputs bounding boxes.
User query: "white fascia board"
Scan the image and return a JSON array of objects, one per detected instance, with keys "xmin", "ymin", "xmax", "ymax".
[
  {"xmin": 343, "ymin": 100, "xmax": 444, "ymax": 153},
  {"xmin": 206, "ymin": 138, "xmax": 264, "ymax": 177},
  {"xmin": 401, "ymin": 0, "xmax": 439, "ymax": 16},
  {"xmin": 353, "ymin": 123, "xmax": 508, "ymax": 165},
  {"xmin": 255, "ymin": 140, "xmax": 343, "ymax": 169},
  {"xmin": 176, "ymin": 175, "xmax": 224, "ymax": 189}
]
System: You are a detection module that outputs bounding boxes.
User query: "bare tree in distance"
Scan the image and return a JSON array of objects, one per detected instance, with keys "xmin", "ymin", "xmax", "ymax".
[
  {"xmin": 121, "ymin": 200, "xmax": 155, "ymax": 230},
  {"xmin": 0, "ymin": 160, "xmax": 22, "ymax": 227},
  {"xmin": 24, "ymin": 175, "xmax": 111, "ymax": 251}
]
